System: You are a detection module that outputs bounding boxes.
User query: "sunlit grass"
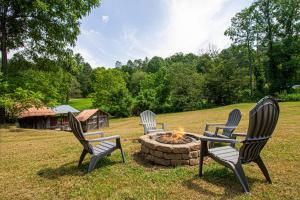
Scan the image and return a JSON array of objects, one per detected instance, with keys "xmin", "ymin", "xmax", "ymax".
[
  {"xmin": 1, "ymin": 102, "xmax": 299, "ymax": 199},
  {"xmin": 68, "ymin": 98, "xmax": 93, "ymax": 111}
]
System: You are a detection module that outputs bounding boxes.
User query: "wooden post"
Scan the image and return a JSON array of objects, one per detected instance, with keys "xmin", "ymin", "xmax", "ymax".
[{"xmin": 61, "ymin": 114, "xmax": 63, "ymax": 130}]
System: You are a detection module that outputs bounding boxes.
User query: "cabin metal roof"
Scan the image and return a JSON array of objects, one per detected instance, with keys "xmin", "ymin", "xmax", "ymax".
[{"xmin": 51, "ymin": 105, "xmax": 79, "ymax": 114}]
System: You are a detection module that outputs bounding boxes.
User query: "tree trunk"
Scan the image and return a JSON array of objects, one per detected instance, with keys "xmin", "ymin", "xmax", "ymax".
[
  {"xmin": 264, "ymin": 0, "xmax": 276, "ymax": 93},
  {"xmin": 0, "ymin": 11, "xmax": 8, "ymax": 78},
  {"xmin": 247, "ymin": 36, "xmax": 253, "ymax": 97}
]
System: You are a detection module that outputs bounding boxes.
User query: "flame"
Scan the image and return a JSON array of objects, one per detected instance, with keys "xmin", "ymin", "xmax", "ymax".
[
  {"xmin": 156, "ymin": 128, "xmax": 189, "ymax": 144},
  {"xmin": 171, "ymin": 128, "xmax": 185, "ymax": 140}
]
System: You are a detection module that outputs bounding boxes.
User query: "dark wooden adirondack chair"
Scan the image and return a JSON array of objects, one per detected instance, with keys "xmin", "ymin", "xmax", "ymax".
[
  {"xmin": 199, "ymin": 96, "xmax": 280, "ymax": 192},
  {"xmin": 140, "ymin": 110, "xmax": 166, "ymax": 135},
  {"xmin": 204, "ymin": 109, "xmax": 242, "ymax": 147},
  {"xmin": 68, "ymin": 112, "xmax": 125, "ymax": 173}
]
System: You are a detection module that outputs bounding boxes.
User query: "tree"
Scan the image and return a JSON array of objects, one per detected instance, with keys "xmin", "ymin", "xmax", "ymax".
[
  {"xmin": 0, "ymin": 73, "xmax": 43, "ymax": 121},
  {"xmin": 166, "ymin": 62, "xmax": 204, "ymax": 111},
  {"xmin": 128, "ymin": 70, "xmax": 146, "ymax": 96},
  {"xmin": 225, "ymin": 0, "xmax": 300, "ymax": 94},
  {"xmin": 74, "ymin": 53, "xmax": 93, "ymax": 97},
  {"xmin": 0, "ymin": 0, "xmax": 100, "ymax": 78},
  {"xmin": 91, "ymin": 68, "xmax": 132, "ymax": 117},
  {"xmin": 205, "ymin": 46, "xmax": 250, "ymax": 105},
  {"xmin": 225, "ymin": 6, "xmax": 256, "ymax": 96},
  {"xmin": 146, "ymin": 56, "xmax": 165, "ymax": 73}
]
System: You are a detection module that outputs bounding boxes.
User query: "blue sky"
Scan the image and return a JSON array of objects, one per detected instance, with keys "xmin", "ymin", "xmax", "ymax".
[{"xmin": 74, "ymin": 0, "xmax": 254, "ymax": 68}]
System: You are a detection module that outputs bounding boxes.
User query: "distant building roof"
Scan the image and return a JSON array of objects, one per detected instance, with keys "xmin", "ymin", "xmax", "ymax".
[
  {"xmin": 76, "ymin": 109, "xmax": 107, "ymax": 122},
  {"xmin": 52, "ymin": 105, "xmax": 79, "ymax": 114},
  {"xmin": 19, "ymin": 107, "xmax": 55, "ymax": 118}
]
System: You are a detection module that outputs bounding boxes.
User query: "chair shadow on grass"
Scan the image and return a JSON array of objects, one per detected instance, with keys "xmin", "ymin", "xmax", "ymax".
[
  {"xmin": 37, "ymin": 157, "xmax": 119, "ymax": 179},
  {"xmin": 182, "ymin": 167, "xmax": 263, "ymax": 198}
]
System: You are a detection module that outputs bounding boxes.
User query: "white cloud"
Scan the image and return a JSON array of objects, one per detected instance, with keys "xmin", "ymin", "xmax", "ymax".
[
  {"xmin": 74, "ymin": 0, "xmax": 253, "ymax": 68},
  {"xmin": 117, "ymin": 0, "xmax": 251, "ymax": 61},
  {"xmin": 102, "ymin": 15, "xmax": 109, "ymax": 23}
]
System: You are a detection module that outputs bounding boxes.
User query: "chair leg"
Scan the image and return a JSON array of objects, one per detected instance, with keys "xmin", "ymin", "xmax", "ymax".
[
  {"xmin": 78, "ymin": 149, "xmax": 88, "ymax": 167},
  {"xmin": 116, "ymin": 138, "xmax": 125, "ymax": 162},
  {"xmin": 199, "ymin": 150, "xmax": 204, "ymax": 177},
  {"xmin": 120, "ymin": 148, "xmax": 126, "ymax": 163},
  {"xmin": 254, "ymin": 156, "xmax": 272, "ymax": 183},
  {"xmin": 87, "ymin": 156, "xmax": 99, "ymax": 173},
  {"xmin": 199, "ymin": 141, "xmax": 207, "ymax": 177},
  {"xmin": 232, "ymin": 164, "xmax": 250, "ymax": 193}
]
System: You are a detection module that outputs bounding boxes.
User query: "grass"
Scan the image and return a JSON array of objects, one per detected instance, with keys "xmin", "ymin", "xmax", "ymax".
[
  {"xmin": 1, "ymin": 102, "xmax": 300, "ymax": 199},
  {"xmin": 68, "ymin": 98, "xmax": 93, "ymax": 111}
]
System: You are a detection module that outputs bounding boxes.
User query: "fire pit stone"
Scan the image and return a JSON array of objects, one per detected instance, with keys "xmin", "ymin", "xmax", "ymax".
[{"xmin": 139, "ymin": 131, "xmax": 201, "ymax": 166}]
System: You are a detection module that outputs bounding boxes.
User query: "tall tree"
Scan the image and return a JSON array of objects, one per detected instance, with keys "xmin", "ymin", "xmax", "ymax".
[
  {"xmin": 225, "ymin": 6, "xmax": 256, "ymax": 96},
  {"xmin": 0, "ymin": 0, "xmax": 100, "ymax": 78}
]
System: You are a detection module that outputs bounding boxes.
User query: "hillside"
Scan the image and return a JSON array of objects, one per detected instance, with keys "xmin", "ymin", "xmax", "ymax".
[{"xmin": 1, "ymin": 102, "xmax": 300, "ymax": 199}]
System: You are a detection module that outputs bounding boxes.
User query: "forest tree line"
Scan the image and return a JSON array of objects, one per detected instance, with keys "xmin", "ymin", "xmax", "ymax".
[{"xmin": 0, "ymin": 0, "xmax": 300, "ymax": 119}]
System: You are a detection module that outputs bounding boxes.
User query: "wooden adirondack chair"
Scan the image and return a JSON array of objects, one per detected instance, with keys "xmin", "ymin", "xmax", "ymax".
[
  {"xmin": 139, "ymin": 110, "xmax": 166, "ymax": 135},
  {"xmin": 204, "ymin": 109, "xmax": 242, "ymax": 147},
  {"xmin": 68, "ymin": 112, "xmax": 125, "ymax": 173},
  {"xmin": 199, "ymin": 96, "xmax": 280, "ymax": 193}
]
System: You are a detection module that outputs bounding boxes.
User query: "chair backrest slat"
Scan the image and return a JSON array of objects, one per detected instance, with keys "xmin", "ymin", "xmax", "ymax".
[
  {"xmin": 239, "ymin": 97, "xmax": 279, "ymax": 163},
  {"xmin": 68, "ymin": 112, "xmax": 93, "ymax": 154},
  {"xmin": 223, "ymin": 109, "xmax": 242, "ymax": 137},
  {"xmin": 140, "ymin": 110, "xmax": 157, "ymax": 130}
]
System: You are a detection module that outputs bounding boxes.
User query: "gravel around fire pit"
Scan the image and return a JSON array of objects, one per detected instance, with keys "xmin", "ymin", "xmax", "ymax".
[{"xmin": 139, "ymin": 132, "xmax": 201, "ymax": 166}]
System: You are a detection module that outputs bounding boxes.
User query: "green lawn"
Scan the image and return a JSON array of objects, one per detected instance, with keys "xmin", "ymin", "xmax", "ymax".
[
  {"xmin": 69, "ymin": 98, "xmax": 93, "ymax": 111},
  {"xmin": 1, "ymin": 102, "xmax": 300, "ymax": 199}
]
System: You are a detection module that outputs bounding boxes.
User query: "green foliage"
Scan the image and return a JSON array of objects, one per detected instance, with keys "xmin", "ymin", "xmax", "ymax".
[
  {"xmin": 0, "ymin": 0, "xmax": 101, "ymax": 76},
  {"xmin": 0, "ymin": 73, "xmax": 43, "ymax": 119},
  {"xmin": 146, "ymin": 56, "xmax": 165, "ymax": 73},
  {"xmin": 91, "ymin": 68, "xmax": 132, "ymax": 117},
  {"xmin": 205, "ymin": 46, "xmax": 251, "ymax": 104},
  {"xmin": 2, "ymin": 0, "xmax": 299, "ymax": 120},
  {"xmin": 277, "ymin": 91, "xmax": 300, "ymax": 102},
  {"xmin": 225, "ymin": 0, "xmax": 300, "ymax": 94},
  {"xmin": 166, "ymin": 63, "xmax": 204, "ymax": 111}
]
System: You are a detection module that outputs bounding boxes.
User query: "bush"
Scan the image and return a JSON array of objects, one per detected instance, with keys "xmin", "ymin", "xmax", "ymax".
[{"xmin": 277, "ymin": 91, "xmax": 300, "ymax": 102}]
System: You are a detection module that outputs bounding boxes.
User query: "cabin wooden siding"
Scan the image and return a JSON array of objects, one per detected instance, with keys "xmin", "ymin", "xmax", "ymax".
[
  {"xmin": 18, "ymin": 116, "xmax": 51, "ymax": 129},
  {"xmin": 80, "ymin": 110, "xmax": 109, "ymax": 132}
]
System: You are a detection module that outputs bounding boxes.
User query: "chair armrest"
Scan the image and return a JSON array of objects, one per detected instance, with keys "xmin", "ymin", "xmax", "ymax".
[
  {"xmin": 215, "ymin": 126, "xmax": 237, "ymax": 130},
  {"xmin": 83, "ymin": 131, "xmax": 105, "ymax": 137},
  {"xmin": 200, "ymin": 136, "xmax": 239, "ymax": 144},
  {"xmin": 232, "ymin": 132, "xmax": 247, "ymax": 137},
  {"xmin": 157, "ymin": 122, "xmax": 166, "ymax": 130},
  {"xmin": 87, "ymin": 135, "xmax": 120, "ymax": 142},
  {"xmin": 206, "ymin": 123, "xmax": 226, "ymax": 126},
  {"xmin": 139, "ymin": 123, "xmax": 146, "ymax": 126},
  {"xmin": 205, "ymin": 123, "xmax": 226, "ymax": 131}
]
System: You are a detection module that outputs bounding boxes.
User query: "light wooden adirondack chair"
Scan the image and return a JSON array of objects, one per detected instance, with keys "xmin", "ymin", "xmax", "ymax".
[
  {"xmin": 199, "ymin": 96, "xmax": 279, "ymax": 193},
  {"xmin": 140, "ymin": 110, "xmax": 166, "ymax": 135},
  {"xmin": 204, "ymin": 109, "xmax": 242, "ymax": 147},
  {"xmin": 68, "ymin": 112, "xmax": 125, "ymax": 173}
]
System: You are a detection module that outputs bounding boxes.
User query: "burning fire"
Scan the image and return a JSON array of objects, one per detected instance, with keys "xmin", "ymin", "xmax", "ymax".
[
  {"xmin": 155, "ymin": 128, "xmax": 192, "ymax": 144},
  {"xmin": 171, "ymin": 129, "xmax": 185, "ymax": 140}
]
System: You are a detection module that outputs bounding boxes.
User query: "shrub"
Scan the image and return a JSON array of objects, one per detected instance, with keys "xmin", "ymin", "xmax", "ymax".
[{"xmin": 277, "ymin": 91, "xmax": 300, "ymax": 102}]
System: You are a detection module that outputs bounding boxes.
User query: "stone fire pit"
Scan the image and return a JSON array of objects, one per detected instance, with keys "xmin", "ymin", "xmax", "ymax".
[{"xmin": 139, "ymin": 131, "xmax": 201, "ymax": 166}]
